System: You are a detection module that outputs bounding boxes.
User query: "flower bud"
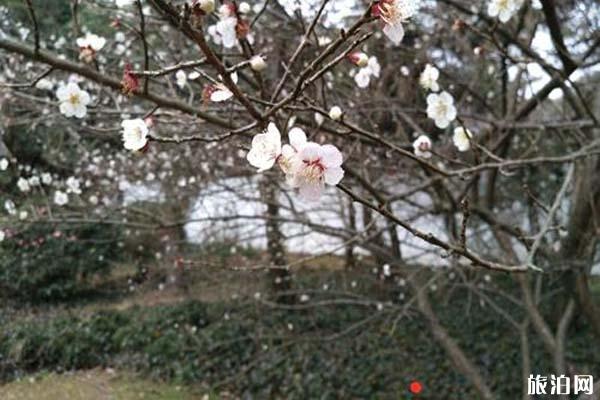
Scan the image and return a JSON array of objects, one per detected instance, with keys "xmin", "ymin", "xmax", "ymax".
[
  {"xmin": 238, "ymin": 2, "xmax": 251, "ymax": 14},
  {"xmin": 348, "ymin": 52, "xmax": 369, "ymax": 68},
  {"xmin": 249, "ymin": 55, "xmax": 267, "ymax": 72},
  {"xmin": 329, "ymin": 106, "xmax": 343, "ymax": 121},
  {"xmin": 194, "ymin": 0, "xmax": 215, "ymax": 14}
]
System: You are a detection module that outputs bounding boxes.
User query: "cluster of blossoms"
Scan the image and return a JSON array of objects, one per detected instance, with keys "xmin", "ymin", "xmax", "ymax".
[
  {"xmin": 412, "ymin": 62, "xmax": 473, "ymax": 158},
  {"xmin": 44, "ymin": 0, "xmax": 507, "ymax": 206},
  {"xmin": 10, "ymin": 162, "xmax": 83, "ymax": 208},
  {"xmin": 487, "ymin": 0, "xmax": 525, "ymax": 23},
  {"xmin": 348, "ymin": 52, "xmax": 381, "ymax": 88},
  {"xmin": 76, "ymin": 33, "xmax": 106, "ymax": 63},
  {"xmin": 246, "ymin": 123, "xmax": 344, "ymax": 201},
  {"xmin": 372, "ymin": 0, "xmax": 421, "ymax": 45},
  {"xmin": 204, "ymin": 2, "xmax": 252, "ymax": 49}
]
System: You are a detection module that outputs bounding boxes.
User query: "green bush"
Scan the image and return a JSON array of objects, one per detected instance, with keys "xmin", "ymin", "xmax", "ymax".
[
  {"xmin": 0, "ymin": 222, "xmax": 123, "ymax": 302},
  {"xmin": 1, "ymin": 298, "xmax": 599, "ymax": 399}
]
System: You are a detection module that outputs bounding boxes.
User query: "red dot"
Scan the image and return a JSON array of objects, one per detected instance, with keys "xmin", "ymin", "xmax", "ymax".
[{"xmin": 409, "ymin": 381, "xmax": 423, "ymax": 394}]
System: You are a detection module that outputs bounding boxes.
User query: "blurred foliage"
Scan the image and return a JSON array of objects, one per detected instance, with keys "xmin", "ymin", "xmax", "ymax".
[
  {"xmin": 0, "ymin": 222, "xmax": 124, "ymax": 302},
  {"xmin": 1, "ymin": 293, "xmax": 599, "ymax": 399}
]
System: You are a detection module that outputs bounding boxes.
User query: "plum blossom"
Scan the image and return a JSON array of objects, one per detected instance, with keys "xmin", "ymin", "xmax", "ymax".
[
  {"xmin": 487, "ymin": 0, "xmax": 524, "ymax": 23},
  {"xmin": 373, "ymin": 0, "xmax": 420, "ymax": 45},
  {"xmin": 287, "ymin": 143, "xmax": 344, "ymax": 201},
  {"xmin": 453, "ymin": 127, "xmax": 473, "ymax": 152},
  {"xmin": 0, "ymin": 158, "xmax": 8, "ymax": 171},
  {"xmin": 5, "ymin": 200, "xmax": 16, "ymax": 215},
  {"xmin": 348, "ymin": 52, "xmax": 369, "ymax": 68},
  {"xmin": 215, "ymin": 4, "xmax": 239, "ymax": 48},
  {"xmin": 0, "ymin": 230, "xmax": 4, "ymax": 242},
  {"xmin": 205, "ymin": 73, "xmax": 238, "ymax": 102},
  {"xmin": 121, "ymin": 118, "xmax": 149, "ymax": 151},
  {"xmin": 56, "ymin": 83, "xmax": 90, "ymax": 119},
  {"xmin": 76, "ymin": 33, "xmax": 106, "ymax": 51},
  {"xmin": 329, "ymin": 106, "xmax": 343, "ymax": 121},
  {"xmin": 66, "ymin": 177, "xmax": 82, "ymax": 195},
  {"xmin": 354, "ymin": 56, "xmax": 381, "ymax": 88},
  {"xmin": 28, "ymin": 176, "xmax": 40, "ymax": 187},
  {"xmin": 314, "ymin": 113, "xmax": 325, "ymax": 126},
  {"xmin": 76, "ymin": 33, "xmax": 106, "ymax": 62},
  {"xmin": 238, "ymin": 2, "xmax": 251, "ymax": 14},
  {"xmin": 246, "ymin": 122, "xmax": 282, "ymax": 172},
  {"xmin": 54, "ymin": 190, "xmax": 69, "ymax": 206},
  {"xmin": 249, "ymin": 55, "xmax": 267, "ymax": 72},
  {"xmin": 278, "ymin": 127, "xmax": 308, "ymax": 175},
  {"xmin": 419, "ymin": 64, "xmax": 440, "ymax": 92},
  {"xmin": 426, "ymin": 91, "xmax": 457, "ymax": 129},
  {"xmin": 413, "ymin": 135, "xmax": 432, "ymax": 158},
  {"xmin": 175, "ymin": 70, "xmax": 187, "ymax": 89},
  {"xmin": 41, "ymin": 173, "xmax": 52, "ymax": 185},
  {"xmin": 17, "ymin": 177, "xmax": 31, "ymax": 192},
  {"xmin": 115, "ymin": 0, "xmax": 135, "ymax": 7}
]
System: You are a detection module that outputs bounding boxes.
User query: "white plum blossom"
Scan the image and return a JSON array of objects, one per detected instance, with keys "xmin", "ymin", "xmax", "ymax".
[
  {"xmin": 28, "ymin": 176, "xmax": 40, "ymax": 187},
  {"xmin": 215, "ymin": 5, "xmax": 238, "ymax": 48},
  {"xmin": 76, "ymin": 33, "xmax": 106, "ymax": 51},
  {"xmin": 56, "ymin": 83, "xmax": 90, "ymax": 119},
  {"xmin": 66, "ymin": 177, "xmax": 82, "ymax": 195},
  {"xmin": 115, "ymin": 0, "xmax": 135, "ymax": 7},
  {"xmin": 17, "ymin": 177, "xmax": 31, "ymax": 192},
  {"xmin": 246, "ymin": 123, "xmax": 282, "ymax": 172},
  {"xmin": 419, "ymin": 64, "xmax": 440, "ymax": 92},
  {"xmin": 121, "ymin": 118, "xmax": 149, "ymax": 151},
  {"xmin": 208, "ymin": 73, "xmax": 238, "ymax": 102},
  {"xmin": 287, "ymin": 143, "xmax": 344, "ymax": 201},
  {"xmin": 314, "ymin": 112, "xmax": 325, "ymax": 126},
  {"xmin": 487, "ymin": 0, "xmax": 524, "ymax": 23},
  {"xmin": 354, "ymin": 56, "xmax": 381, "ymax": 88},
  {"xmin": 5, "ymin": 200, "xmax": 16, "ymax": 215},
  {"xmin": 41, "ymin": 173, "xmax": 52, "ymax": 185},
  {"xmin": 426, "ymin": 91, "xmax": 457, "ymax": 129},
  {"xmin": 0, "ymin": 230, "xmax": 4, "ymax": 242},
  {"xmin": 413, "ymin": 135, "xmax": 432, "ymax": 158},
  {"xmin": 249, "ymin": 55, "xmax": 267, "ymax": 72},
  {"xmin": 35, "ymin": 78, "xmax": 54, "ymax": 91},
  {"xmin": 453, "ymin": 127, "xmax": 473, "ymax": 152},
  {"xmin": 279, "ymin": 127, "xmax": 308, "ymax": 175},
  {"xmin": 238, "ymin": 2, "xmax": 251, "ymax": 14},
  {"xmin": 175, "ymin": 70, "xmax": 187, "ymax": 89},
  {"xmin": 54, "ymin": 190, "xmax": 69, "ymax": 206},
  {"xmin": 375, "ymin": 0, "xmax": 420, "ymax": 45},
  {"xmin": 329, "ymin": 106, "xmax": 343, "ymax": 121},
  {"xmin": 0, "ymin": 158, "xmax": 8, "ymax": 171},
  {"xmin": 19, "ymin": 211, "xmax": 28, "ymax": 221}
]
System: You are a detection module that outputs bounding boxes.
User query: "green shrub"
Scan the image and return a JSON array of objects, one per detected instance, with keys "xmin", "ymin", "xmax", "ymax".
[{"xmin": 0, "ymin": 222, "xmax": 123, "ymax": 302}]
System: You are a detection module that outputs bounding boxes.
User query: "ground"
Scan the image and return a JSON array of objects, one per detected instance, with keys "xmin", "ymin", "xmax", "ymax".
[{"xmin": 0, "ymin": 369, "xmax": 204, "ymax": 400}]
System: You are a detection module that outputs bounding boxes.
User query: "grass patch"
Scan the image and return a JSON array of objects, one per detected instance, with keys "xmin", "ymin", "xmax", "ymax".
[{"xmin": 0, "ymin": 369, "xmax": 204, "ymax": 400}]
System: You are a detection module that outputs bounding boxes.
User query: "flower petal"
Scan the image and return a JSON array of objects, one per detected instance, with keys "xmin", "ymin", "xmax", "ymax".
[
  {"xmin": 320, "ymin": 144, "xmax": 343, "ymax": 168},
  {"xmin": 288, "ymin": 127, "xmax": 307, "ymax": 150},
  {"xmin": 324, "ymin": 166, "xmax": 344, "ymax": 185},
  {"xmin": 383, "ymin": 22, "xmax": 404, "ymax": 45}
]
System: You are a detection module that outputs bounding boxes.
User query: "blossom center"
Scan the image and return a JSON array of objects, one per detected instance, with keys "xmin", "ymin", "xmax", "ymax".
[
  {"xmin": 68, "ymin": 93, "xmax": 80, "ymax": 105},
  {"xmin": 435, "ymin": 101, "xmax": 448, "ymax": 117},
  {"xmin": 302, "ymin": 160, "xmax": 325, "ymax": 183}
]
